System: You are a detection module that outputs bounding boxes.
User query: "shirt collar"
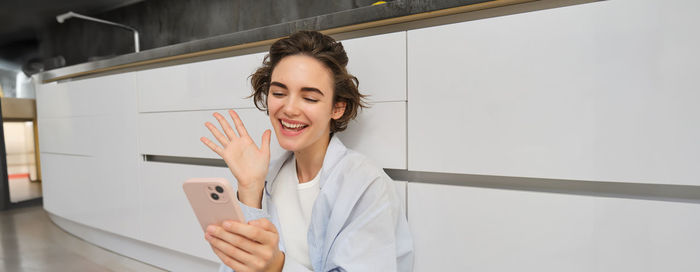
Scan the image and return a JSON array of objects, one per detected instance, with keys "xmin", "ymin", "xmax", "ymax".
[{"xmin": 265, "ymin": 134, "xmax": 347, "ymax": 192}]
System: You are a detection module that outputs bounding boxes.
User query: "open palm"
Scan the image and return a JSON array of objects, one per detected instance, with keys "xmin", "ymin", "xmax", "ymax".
[{"xmin": 201, "ymin": 110, "xmax": 271, "ymax": 207}]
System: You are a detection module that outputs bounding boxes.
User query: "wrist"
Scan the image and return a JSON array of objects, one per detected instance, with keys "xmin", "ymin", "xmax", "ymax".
[
  {"xmin": 267, "ymin": 251, "xmax": 284, "ymax": 272},
  {"xmin": 237, "ymin": 187, "xmax": 263, "ymax": 209}
]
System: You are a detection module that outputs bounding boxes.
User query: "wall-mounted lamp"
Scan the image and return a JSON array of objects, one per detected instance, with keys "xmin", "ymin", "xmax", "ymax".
[{"xmin": 56, "ymin": 11, "xmax": 140, "ymax": 53}]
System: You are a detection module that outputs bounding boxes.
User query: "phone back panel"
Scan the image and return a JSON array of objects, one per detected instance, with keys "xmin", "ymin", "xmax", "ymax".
[{"xmin": 182, "ymin": 178, "xmax": 246, "ymax": 231}]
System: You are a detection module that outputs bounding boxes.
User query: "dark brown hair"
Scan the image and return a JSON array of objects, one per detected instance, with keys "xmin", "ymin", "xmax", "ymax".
[{"xmin": 250, "ymin": 30, "xmax": 367, "ymax": 133}]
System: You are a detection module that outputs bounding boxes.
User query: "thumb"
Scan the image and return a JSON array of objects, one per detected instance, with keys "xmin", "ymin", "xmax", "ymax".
[{"xmin": 260, "ymin": 129, "xmax": 271, "ymax": 153}]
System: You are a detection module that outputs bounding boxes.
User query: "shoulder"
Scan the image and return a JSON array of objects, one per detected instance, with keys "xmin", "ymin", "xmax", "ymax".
[
  {"xmin": 338, "ymin": 149, "xmax": 386, "ymax": 181},
  {"xmin": 329, "ymin": 147, "xmax": 399, "ymax": 206}
]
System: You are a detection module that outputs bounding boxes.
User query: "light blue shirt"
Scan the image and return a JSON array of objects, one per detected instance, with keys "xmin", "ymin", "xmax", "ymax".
[{"xmin": 220, "ymin": 136, "xmax": 414, "ymax": 271}]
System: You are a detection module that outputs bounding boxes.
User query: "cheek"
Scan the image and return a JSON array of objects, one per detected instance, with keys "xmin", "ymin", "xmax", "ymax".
[
  {"xmin": 267, "ymin": 97, "xmax": 281, "ymax": 114},
  {"xmin": 307, "ymin": 104, "xmax": 334, "ymax": 125}
]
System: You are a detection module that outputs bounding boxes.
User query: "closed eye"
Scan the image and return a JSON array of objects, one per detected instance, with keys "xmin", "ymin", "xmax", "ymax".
[{"xmin": 304, "ymin": 97, "xmax": 319, "ymax": 103}]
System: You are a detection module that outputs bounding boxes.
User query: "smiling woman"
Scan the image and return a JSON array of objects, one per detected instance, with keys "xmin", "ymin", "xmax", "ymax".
[{"xmin": 200, "ymin": 31, "xmax": 413, "ymax": 271}]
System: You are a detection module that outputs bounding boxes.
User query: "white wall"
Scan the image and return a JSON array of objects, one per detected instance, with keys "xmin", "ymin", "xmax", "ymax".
[{"xmin": 35, "ymin": 0, "xmax": 700, "ymax": 271}]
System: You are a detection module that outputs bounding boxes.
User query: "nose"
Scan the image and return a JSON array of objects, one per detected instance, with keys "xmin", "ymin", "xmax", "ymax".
[{"xmin": 281, "ymin": 94, "xmax": 302, "ymax": 117}]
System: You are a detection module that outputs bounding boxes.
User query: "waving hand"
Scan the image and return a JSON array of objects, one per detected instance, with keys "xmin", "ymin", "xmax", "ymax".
[{"xmin": 201, "ymin": 109, "xmax": 271, "ymax": 208}]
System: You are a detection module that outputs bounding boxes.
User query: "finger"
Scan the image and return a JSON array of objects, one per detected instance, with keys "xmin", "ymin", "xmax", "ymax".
[
  {"xmin": 205, "ymin": 122, "xmax": 230, "ymax": 146},
  {"xmin": 223, "ymin": 220, "xmax": 275, "ymax": 246},
  {"xmin": 213, "ymin": 112, "xmax": 238, "ymax": 140},
  {"xmin": 207, "ymin": 239, "xmax": 248, "ymax": 272},
  {"xmin": 206, "ymin": 236, "xmax": 257, "ymax": 268},
  {"xmin": 200, "ymin": 137, "xmax": 223, "ymax": 155},
  {"xmin": 260, "ymin": 129, "xmax": 271, "ymax": 154},
  {"xmin": 208, "ymin": 224, "xmax": 261, "ymax": 255},
  {"xmin": 229, "ymin": 109, "xmax": 250, "ymax": 139},
  {"xmin": 249, "ymin": 218, "xmax": 277, "ymax": 234}
]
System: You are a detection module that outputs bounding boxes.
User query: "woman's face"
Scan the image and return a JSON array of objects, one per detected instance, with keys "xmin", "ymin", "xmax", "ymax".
[{"xmin": 267, "ymin": 55, "xmax": 345, "ymax": 153}]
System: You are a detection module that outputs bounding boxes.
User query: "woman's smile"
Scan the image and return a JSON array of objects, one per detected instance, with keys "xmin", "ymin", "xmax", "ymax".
[{"xmin": 279, "ymin": 118, "xmax": 309, "ymax": 136}]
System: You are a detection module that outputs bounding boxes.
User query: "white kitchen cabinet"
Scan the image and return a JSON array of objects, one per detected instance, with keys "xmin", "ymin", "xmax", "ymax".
[
  {"xmin": 407, "ymin": 0, "xmax": 700, "ymax": 186},
  {"xmin": 408, "ymin": 182, "xmax": 700, "ymax": 272}
]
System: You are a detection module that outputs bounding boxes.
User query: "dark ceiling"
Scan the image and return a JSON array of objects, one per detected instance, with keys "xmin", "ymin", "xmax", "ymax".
[{"xmin": 0, "ymin": 0, "xmax": 143, "ymax": 63}]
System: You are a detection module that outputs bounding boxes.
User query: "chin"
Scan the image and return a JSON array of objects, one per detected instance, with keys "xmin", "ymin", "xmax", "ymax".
[
  {"xmin": 272, "ymin": 128, "xmax": 302, "ymax": 152},
  {"xmin": 277, "ymin": 139, "xmax": 299, "ymax": 151}
]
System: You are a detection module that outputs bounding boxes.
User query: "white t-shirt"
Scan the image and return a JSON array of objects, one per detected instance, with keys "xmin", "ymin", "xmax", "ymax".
[{"xmin": 270, "ymin": 156, "xmax": 321, "ymax": 270}]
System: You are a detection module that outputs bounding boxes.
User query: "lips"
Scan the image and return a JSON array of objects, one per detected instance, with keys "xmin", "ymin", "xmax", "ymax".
[{"xmin": 280, "ymin": 119, "xmax": 308, "ymax": 133}]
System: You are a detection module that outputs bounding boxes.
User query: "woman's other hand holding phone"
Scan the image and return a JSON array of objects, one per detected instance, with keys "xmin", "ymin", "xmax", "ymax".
[
  {"xmin": 206, "ymin": 218, "xmax": 284, "ymax": 272},
  {"xmin": 201, "ymin": 109, "xmax": 272, "ymax": 208}
]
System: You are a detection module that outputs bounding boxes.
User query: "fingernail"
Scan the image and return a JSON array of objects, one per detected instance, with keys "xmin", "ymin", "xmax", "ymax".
[
  {"xmin": 206, "ymin": 225, "xmax": 215, "ymax": 233},
  {"xmin": 223, "ymin": 221, "xmax": 232, "ymax": 229}
]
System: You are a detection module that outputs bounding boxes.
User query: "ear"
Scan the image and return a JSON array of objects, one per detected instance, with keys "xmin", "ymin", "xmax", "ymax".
[{"xmin": 331, "ymin": 101, "xmax": 346, "ymax": 120}]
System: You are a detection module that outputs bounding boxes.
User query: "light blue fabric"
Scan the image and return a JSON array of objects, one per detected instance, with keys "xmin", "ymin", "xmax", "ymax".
[{"xmin": 219, "ymin": 136, "xmax": 414, "ymax": 271}]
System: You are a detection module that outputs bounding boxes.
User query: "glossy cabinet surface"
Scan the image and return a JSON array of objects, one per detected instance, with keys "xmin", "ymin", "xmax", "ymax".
[
  {"xmin": 138, "ymin": 161, "xmax": 232, "ymax": 261},
  {"xmin": 408, "ymin": 182, "xmax": 700, "ymax": 272},
  {"xmin": 407, "ymin": 0, "xmax": 700, "ymax": 186},
  {"xmin": 342, "ymin": 31, "xmax": 406, "ymax": 102},
  {"xmin": 139, "ymin": 102, "xmax": 406, "ymax": 169},
  {"xmin": 137, "ymin": 52, "xmax": 265, "ymax": 112},
  {"xmin": 37, "ymin": 72, "xmax": 141, "ymax": 240}
]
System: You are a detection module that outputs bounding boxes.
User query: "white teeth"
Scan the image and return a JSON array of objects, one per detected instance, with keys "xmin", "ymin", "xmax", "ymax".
[{"xmin": 281, "ymin": 120, "xmax": 307, "ymax": 129}]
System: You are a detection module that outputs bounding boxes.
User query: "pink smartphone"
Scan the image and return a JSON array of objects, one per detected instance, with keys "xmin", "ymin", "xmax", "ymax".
[{"xmin": 182, "ymin": 178, "xmax": 246, "ymax": 231}]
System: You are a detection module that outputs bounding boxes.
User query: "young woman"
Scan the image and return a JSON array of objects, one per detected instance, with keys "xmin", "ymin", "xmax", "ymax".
[{"xmin": 200, "ymin": 31, "xmax": 413, "ymax": 272}]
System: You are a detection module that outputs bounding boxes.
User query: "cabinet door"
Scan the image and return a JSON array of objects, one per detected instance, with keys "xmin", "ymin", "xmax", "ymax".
[
  {"xmin": 343, "ymin": 31, "xmax": 406, "ymax": 102},
  {"xmin": 407, "ymin": 0, "xmax": 700, "ymax": 186},
  {"xmin": 138, "ymin": 161, "xmax": 231, "ymax": 261},
  {"xmin": 408, "ymin": 182, "xmax": 700, "ymax": 272},
  {"xmin": 137, "ymin": 52, "xmax": 266, "ymax": 112},
  {"xmin": 138, "ymin": 108, "xmax": 283, "ymax": 159},
  {"xmin": 337, "ymin": 101, "xmax": 406, "ymax": 169},
  {"xmin": 37, "ymin": 72, "xmax": 140, "ymax": 240},
  {"xmin": 139, "ymin": 101, "xmax": 406, "ymax": 169}
]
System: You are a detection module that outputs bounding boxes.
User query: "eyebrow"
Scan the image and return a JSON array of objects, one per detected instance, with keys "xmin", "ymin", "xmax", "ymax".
[{"xmin": 270, "ymin": 81, "xmax": 324, "ymax": 96}]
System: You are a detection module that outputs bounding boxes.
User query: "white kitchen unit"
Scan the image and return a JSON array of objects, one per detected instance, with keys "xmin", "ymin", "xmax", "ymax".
[
  {"xmin": 37, "ymin": 72, "xmax": 141, "ymax": 240},
  {"xmin": 408, "ymin": 182, "xmax": 700, "ymax": 272},
  {"xmin": 137, "ymin": 52, "xmax": 266, "ymax": 112},
  {"xmin": 407, "ymin": 0, "xmax": 700, "ymax": 186},
  {"xmin": 342, "ymin": 31, "xmax": 407, "ymax": 103}
]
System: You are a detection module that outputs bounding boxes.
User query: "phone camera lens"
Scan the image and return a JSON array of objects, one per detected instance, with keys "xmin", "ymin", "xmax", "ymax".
[
  {"xmin": 211, "ymin": 193, "xmax": 219, "ymax": 200},
  {"xmin": 215, "ymin": 186, "xmax": 224, "ymax": 193}
]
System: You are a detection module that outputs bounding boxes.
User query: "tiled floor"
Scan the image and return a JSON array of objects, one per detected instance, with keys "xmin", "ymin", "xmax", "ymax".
[{"xmin": 0, "ymin": 205, "xmax": 166, "ymax": 272}]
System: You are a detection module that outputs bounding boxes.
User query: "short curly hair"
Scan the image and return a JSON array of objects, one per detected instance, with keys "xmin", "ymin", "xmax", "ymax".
[{"xmin": 250, "ymin": 30, "xmax": 367, "ymax": 133}]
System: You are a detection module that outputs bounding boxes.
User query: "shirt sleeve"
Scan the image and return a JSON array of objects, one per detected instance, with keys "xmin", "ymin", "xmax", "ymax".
[{"xmin": 238, "ymin": 199, "xmax": 270, "ymax": 222}]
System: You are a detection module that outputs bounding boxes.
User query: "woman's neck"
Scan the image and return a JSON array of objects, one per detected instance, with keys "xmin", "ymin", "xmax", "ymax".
[{"xmin": 294, "ymin": 133, "xmax": 331, "ymax": 183}]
